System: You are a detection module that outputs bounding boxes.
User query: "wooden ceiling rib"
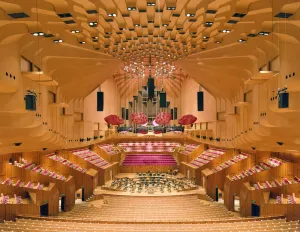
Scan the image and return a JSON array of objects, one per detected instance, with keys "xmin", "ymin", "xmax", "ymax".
[{"xmin": 0, "ymin": 0, "xmax": 299, "ymax": 99}]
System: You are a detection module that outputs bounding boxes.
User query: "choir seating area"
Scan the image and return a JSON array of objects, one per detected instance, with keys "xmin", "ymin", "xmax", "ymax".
[
  {"xmin": 0, "ymin": 218, "xmax": 299, "ymax": 232},
  {"xmin": 118, "ymin": 141, "xmax": 181, "ymax": 153},
  {"xmin": 122, "ymin": 154, "xmax": 177, "ymax": 166}
]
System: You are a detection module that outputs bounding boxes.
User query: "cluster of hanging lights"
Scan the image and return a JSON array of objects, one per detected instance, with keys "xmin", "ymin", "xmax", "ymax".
[{"xmin": 123, "ymin": 59, "xmax": 176, "ymax": 79}]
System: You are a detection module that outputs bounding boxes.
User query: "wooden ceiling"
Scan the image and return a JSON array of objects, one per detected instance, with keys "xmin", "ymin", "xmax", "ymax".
[{"xmin": 0, "ymin": 0, "xmax": 299, "ymax": 99}]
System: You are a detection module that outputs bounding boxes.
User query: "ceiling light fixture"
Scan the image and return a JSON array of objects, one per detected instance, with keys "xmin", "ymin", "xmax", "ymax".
[
  {"xmin": 147, "ymin": 2, "xmax": 156, "ymax": 6},
  {"xmin": 220, "ymin": 29, "xmax": 231, "ymax": 33},
  {"xmin": 238, "ymin": 39, "xmax": 246, "ymax": 43},
  {"xmin": 89, "ymin": 22, "xmax": 98, "ymax": 27},
  {"xmin": 31, "ymin": 32, "xmax": 44, "ymax": 36},
  {"xmin": 258, "ymin": 31, "xmax": 270, "ymax": 36},
  {"xmin": 186, "ymin": 13, "xmax": 195, "ymax": 17},
  {"xmin": 71, "ymin": 30, "xmax": 80, "ymax": 33},
  {"xmin": 204, "ymin": 22, "xmax": 213, "ymax": 27},
  {"xmin": 54, "ymin": 39, "xmax": 63, "ymax": 43},
  {"xmin": 127, "ymin": 7, "xmax": 137, "ymax": 11},
  {"xmin": 107, "ymin": 13, "xmax": 117, "ymax": 17}
]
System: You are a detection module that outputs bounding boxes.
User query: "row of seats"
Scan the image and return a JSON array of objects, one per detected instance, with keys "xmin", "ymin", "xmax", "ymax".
[
  {"xmin": 11, "ymin": 159, "xmax": 67, "ymax": 180},
  {"xmin": 0, "ymin": 218, "xmax": 298, "ymax": 231},
  {"xmin": 228, "ymin": 157, "xmax": 283, "ymax": 181},
  {"xmin": 211, "ymin": 153, "xmax": 249, "ymax": 173},
  {"xmin": 190, "ymin": 148, "xmax": 225, "ymax": 168},
  {"xmin": 0, "ymin": 193, "xmax": 23, "ymax": 204},
  {"xmin": 59, "ymin": 195, "xmax": 235, "ymax": 222},
  {"xmin": 177, "ymin": 144, "xmax": 200, "ymax": 155},
  {"xmin": 98, "ymin": 144, "xmax": 122, "ymax": 155},
  {"xmin": 46, "ymin": 153, "xmax": 87, "ymax": 173},
  {"xmin": 72, "ymin": 149, "xmax": 110, "ymax": 168},
  {"xmin": 1, "ymin": 179, "xmax": 44, "ymax": 190},
  {"xmin": 252, "ymin": 176, "xmax": 300, "ymax": 190}
]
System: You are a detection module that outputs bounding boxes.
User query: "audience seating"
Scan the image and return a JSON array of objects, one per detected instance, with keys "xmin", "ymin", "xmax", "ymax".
[
  {"xmin": 46, "ymin": 153, "xmax": 87, "ymax": 173},
  {"xmin": 228, "ymin": 157, "xmax": 284, "ymax": 181},
  {"xmin": 11, "ymin": 160, "xmax": 67, "ymax": 181},
  {"xmin": 211, "ymin": 152, "xmax": 249, "ymax": 173},
  {"xmin": 177, "ymin": 144, "xmax": 200, "ymax": 155},
  {"xmin": 57, "ymin": 195, "xmax": 235, "ymax": 222},
  {"xmin": 98, "ymin": 144, "xmax": 122, "ymax": 155},
  {"xmin": 190, "ymin": 148, "xmax": 225, "ymax": 168},
  {"xmin": 1, "ymin": 215, "xmax": 299, "ymax": 232},
  {"xmin": 122, "ymin": 154, "xmax": 177, "ymax": 166},
  {"xmin": 252, "ymin": 176, "xmax": 300, "ymax": 190},
  {"xmin": 72, "ymin": 149, "xmax": 110, "ymax": 168}
]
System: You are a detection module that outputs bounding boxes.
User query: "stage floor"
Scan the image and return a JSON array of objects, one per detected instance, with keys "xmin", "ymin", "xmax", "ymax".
[{"xmin": 95, "ymin": 173, "xmax": 206, "ymax": 197}]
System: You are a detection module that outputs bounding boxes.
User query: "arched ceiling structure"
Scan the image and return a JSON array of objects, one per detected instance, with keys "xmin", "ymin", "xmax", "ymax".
[{"xmin": 0, "ymin": 0, "xmax": 300, "ymax": 100}]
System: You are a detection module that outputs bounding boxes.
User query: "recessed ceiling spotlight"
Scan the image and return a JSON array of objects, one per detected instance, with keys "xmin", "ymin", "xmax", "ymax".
[
  {"xmin": 238, "ymin": 39, "xmax": 246, "ymax": 43},
  {"xmin": 147, "ymin": 2, "xmax": 156, "ymax": 6},
  {"xmin": 203, "ymin": 36, "xmax": 209, "ymax": 39},
  {"xmin": 31, "ymin": 32, "xmax": 44, "ymax": 36},
  {"xmin": 167, "ymin": 6, "xmax": 176, "ymax": 10},
  {"xmin": 204, "ymin": 22, "xmax": 213, "ymax": 27},
  {"xmin": 79, "ymin": 41, "xmax": 86, "ymax": 44},
  {"xmin": 127, "ymin": 7, "xmax": 137, "ymax": 11},
  {"xmin": 163, "ymin": 24, "xmax": 168, "ymax": 27},
  {"xmin": 88, "ymin": 22, "xmax": 98, "ymax": 27},
  {"xmin": 186, "ymin": 13, "xmax": 195, "ymax": 17},
  {"xmin": 71, "ymin": 30, "xmax": 80, "ymax": 33},
  {"xmin": 134, "ymin": 24, "xmax": 140, "ymax": 27},
  {"xmin": 107, "ymin": 13, "xmax": 117, "ymax": 17},
  {"xmin": 258, "ymin": 31, "xmax": 270, "ymax": 36},
  {"xmin": 215, "ymin": 41, "xmax": 221, "ymax": 44},
  {"xmin": 220, "ymin": 29, "xmax": 231, "ymax": 33},
  {"xmin": 54, "ymin": 39, "xmax": 63, "ymax": 43}
]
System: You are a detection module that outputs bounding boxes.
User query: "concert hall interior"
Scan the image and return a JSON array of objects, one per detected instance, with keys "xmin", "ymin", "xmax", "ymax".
[{"xmin": 0, "ymin": 0, "xmax": 300, "ymax": 231}]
